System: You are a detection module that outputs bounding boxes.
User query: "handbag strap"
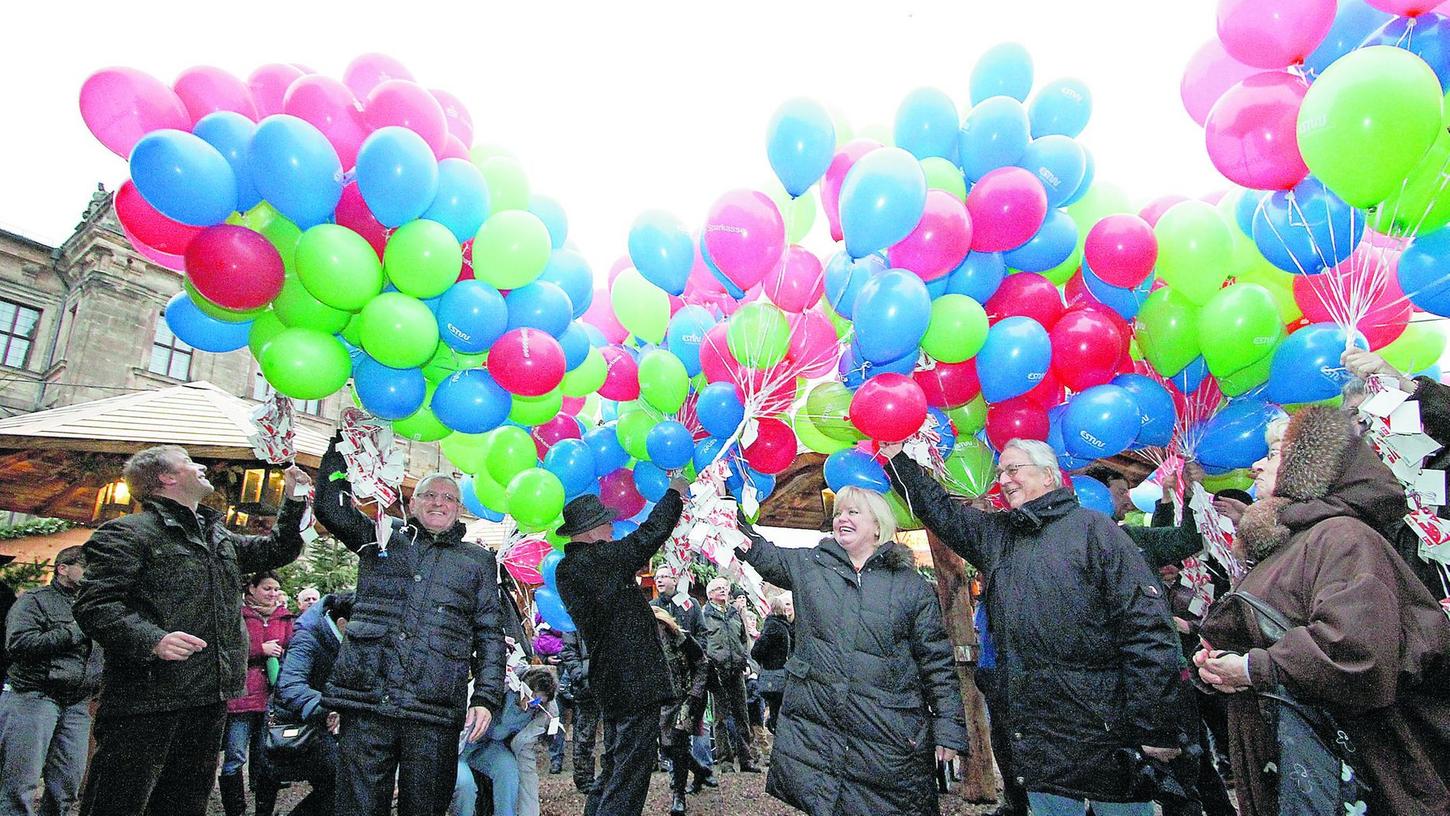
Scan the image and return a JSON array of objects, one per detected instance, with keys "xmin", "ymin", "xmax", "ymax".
[{"xmin": 1227, "ymin": 589, "xmax": 1296, "ymax": 644}]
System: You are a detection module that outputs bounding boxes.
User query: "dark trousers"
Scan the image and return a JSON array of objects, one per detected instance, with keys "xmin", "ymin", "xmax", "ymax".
[
  {"xmin": 78, "ymin": 702, "xmax": 227, "ymax": 816},
  {"xmin": 762, "ymin": 690, "xmax": 783, "ymax": 733},
  {"xmin": 706, "ymin": 665, "xmax": 753, "ymax": 763},
  {"xmin": 272, "ymin": 732, "xmax": 339, "ymax": 816},
  {"xmin": 572, "ymin": 697, "xmax": 601, "ymax": 793},
  {"xmin": 975, "ymin": 668, "xmax": 1028, "ymax": 815},
  {"xmin": 1161, "ymin": 693, "xmax": 1236, "ymax": 816},
  {"xmin": 335, "ymin": 711, "xmax": 458, "ymax": 816},
  {"xmin": 665, "ymin": 730, "xmax": 710, "ymax": 796},
  {"xmin": 583, "ymin": 708, "xmax": 658, "ymax": 816}
]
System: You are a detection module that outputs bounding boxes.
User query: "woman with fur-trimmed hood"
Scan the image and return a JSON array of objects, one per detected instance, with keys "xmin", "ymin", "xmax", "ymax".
[{"xmin": 1195, "ymin": 406, "xmax": 1450, "ymax": 816}]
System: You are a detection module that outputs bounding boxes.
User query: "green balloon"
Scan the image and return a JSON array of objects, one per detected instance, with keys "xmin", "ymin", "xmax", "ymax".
[
  {"xmin": 471, "ymin": 210, "xmax": 551, "ymax": 289},
  {"xmin": 943, "ymin": 438, "xmax": 996, "ymax": 498},
  {"xmin": 1371, "ymin": 127, "xmax": 1450, "ymax": 236},
  {"xmin": 821, "ymin": 297, "xmax": 852, "ymax": 338},
  {"xmin": 229, "ymin": 202, "xmax": 303, "ymax": 273},
  {"xmin": 484, "ymin": 425, "xmax": 537, "ymax": 486},
  {"xmin": 947, "ymin": 395, "xmax": 988, "ymax": 436},
  {"xmin": 470, "ymin": 466, "xmax": 509, "ymax": 512},
  {"xmin": 476, "ymin": 155, "xmax": 531, "ymax": 212},
  {"xmin": 791, "ymin": 410, "xmax": 854, "ymax": 454},
  {"xmin": 611, "ymin": 267, "xmax": 670, "ymax": 345},
  {"xmin": 510, "ymin": 389, "xmax": 563, "ymax": 425},
  {"xmin": 507, "ymin": 468, "xmax": 565, "ymax": 532},
  {"xmin": 921, "ymin": 157, "xmax": 967, "ymax": 201},
  {"xmin": 1196, "ymin": 283, "xmax": 1284, "ymax": 378},
  {"xmin": 1298, "ymin": 45, "xmax": 1444, "ymax": 209},
  {"xmin": 1218, "ymin": 349, "xmax": 1274, "ymax": 397},
  {"xmin": 383, "ymin": 219, "xmax": 462, "ymax": 299},
  {"xmin": 359, "ymin": 292, "xmax": 439, "ymax": 369},
  {"xmin": 1380, "ymin": 322, "xmax": 1446, "ymax": 373},
  {"xmin": 184, "ymin": 280, "xmax": 267, "ymax": 323},
  {"xmin": 440, "ymin": 432, "xmax": 489, "ymax": 473},
  {"xmin": 272, "ymin": 273, "xmax": 353, "ymax": 334},
  {"xmin": 806, "ymin": 381, "xmax": 864, "ymax": 442},
  {"xmin": 638, "ymin": 349, "xmax": 689, "ymax": 413},
  {"xmin": 883, "ymin": 489, "xmax": 922, "ymax": 530},
  {"xmin": 616, "ymin": 407, "xmax": 657, "ymax": 461},
  {"xmin": 727, "ymin": 302, "xmax": 791, "ymax": 368},
  {"xmin": 780, "ymin": 190, "xmax": 817, "ymax": 244},
  {"xmin": 423, "ymin": 341, "xmax": 486, "ymax": 383},
  {"xmin": 562, "ymin": 348, "xmax": 607, "ymax": 397},
  {"xmin": 1202, "ymin": 469, "xmax": 1253, "ymax": 493},
  {"xmin": 922, "ymin": 294, "xmax": 988, "ymax": 363},
  {"xmin": 1154, "ymin": 201, "xmax": 1232, "ymax": 305},
  {"xmin": 248, "ymin": 310, "xmax": 287, "ymax": 359},
  {"xmin": 393, "ymin": 385, "xmax": 451, "ymax": 442},
  {"xmin": 1136, "ymin": 288, "xmax": 1202, "ymax": 379},
  {"xmin": 1231, "ymin": 254, "xmax": 1302, "ymax": 324},
  {"xmin": 258, "ymin": 328, "xmax": 351, "ymax": 400},
  {"xmin": 1065, "ymin": 181, "xmax": 1132, "ymax": 229},
  {"xmin": 296, "ymin": 224, "xmax": 383, "ymax": 311}
]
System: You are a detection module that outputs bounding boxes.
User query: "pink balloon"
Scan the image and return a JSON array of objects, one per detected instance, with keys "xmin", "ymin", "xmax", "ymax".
[
  {"xmin": 966, "ymin": 167, "xmax": 1048, "ymax": 253},
  {"xmin": 363, "ymin": 80, "xmax": 449, "ymax": 156},
  {"xmin": 887, "ymin": 190, "xmax": 974, "ymax": 282},
  {"xmin": 984, "ymin": 271, "xmax": 1065, "ymax": 329},
  {"xmin": 248, "ymin": 64, "xmax": 306, "ymax": 118},
  {"xmin": 561, "ymin": 396, "xmax": 585, "ymax": 416},
  {"xmin": 583, "ymin": 287, "xmax": 629, "ymax": 343},
  {"xmin": 685, "ymin": 234, "xmax": 728, "ymax": 297},
  {"xmin": 1139, "ymin": 195, "xmax": 1190, "ymax": 227},
  {"xmin": 608, "ymin": 256, "xmax": 632, "ymax": 286},
  {"xmin": 430, "ymin": 88, "xmax": 475, "ymax": 146},
  {"xmin": 79, "ymin": 67, "xmax": 191, "ymax": 158},
  {"xmin": 1216, "ymin": 0, "xmax": 1337, "ymax": 69},
  {"xmin": 1292, "ymin": 250, "xmax": 1410, "ymax": 347},
  {"xmin": 698, "ymin": 323, "xmax": 743, "ymax": 385},
  {"xmin": 764, "ymin": 245, "xmax": 825, "ymax": 313},
  {"xmin": 703, "ymin": 190, "xmax": 787, "ymax": 291},
  {"xmin": 1085, "ymin": 214, "xmax": 1158, "ymax": 288},
  {"xmin": 173, "ymin": 66, "xmax": 257, "ymax": 125},
  {"xmin": 335, "ymin": 182, "xmax": 389, "ymax": 259},
  {"xmin": 598, "ymin": 346, "xmax": 641, "ymax": 401},
  {"xmin": 1367, "ymin": 0, "xmax": 1439, "ymax": 13},
  {"xmin": 115, "ymin": 180, "xmax": 202, "ymax": 257},
  {"xmin": 785, "ymin": 310, "xmax": 842, "ymax": 377},
  {"xmin": 343, "ymin": 53, "xmax": 415, "ymax": 101},
  {"xmin": 1204, "ymin": 72, "xmax": 1310, "ymax": 191},
  {"xmin": 820, "ymin": 140, "xmax": 882, "ymax": 243},
  {"xmin": 439, "ymin": 134, "xmax": 470, "ymax": 161},
  {"xmin": 490, "ymin": 328, "xmax": 566, "ymax": 397},
  {"xmin": 1180, "ymin": 40, "xmax": 1260, "ymax": 126},
  {"xmin": 532, "ymin": 413, "xmax": 582, "ymax": 458},
  {"xmin": 283, "ymin": 75, "xmax": 369, "ymax": 170},
  {"xmin": 599, "ymin": 468, "xmax": 645, "ymax": 518}
]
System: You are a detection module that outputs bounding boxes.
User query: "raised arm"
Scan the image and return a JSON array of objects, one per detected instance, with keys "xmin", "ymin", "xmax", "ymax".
[
  {"xmin": 884, "ymin": 451, "xmax": 990, "ymax": 570},
  {"xmin": 1125, "ymin": 507, "xmax": 1204, "ymax": 570},
  {"xmin": 735, "ymin": 515, "xmax": 810, "ymax": 590},
  {"xmin": 606, "ymin": 487, "xmax": 685, "ymax": 575},
  {"xmin": 231, "ymin": 492, "xmax": 308, "ymax": 574},
  {"xmin": 908, "ymin": 579, "xmax": 969, "ymax": 753},
  {"xmin": 469, "ymin": 549, "xmax": 507, "ymax": 716},
  {"xmin": 5, "ymin": 592, "xmax": 86, "ymax": 660},
  {"xmin": 314, "ymin": 435, "xmax": 381, "ymax": 553},
  {"xmin": 73, "ymin": 520, "xmax": 169, "ymax": 664}
]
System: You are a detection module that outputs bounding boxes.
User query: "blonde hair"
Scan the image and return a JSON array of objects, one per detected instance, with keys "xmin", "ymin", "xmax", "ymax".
[
  {"xmin": 769, "ymin": 594, "xmax": 791, "ymax": 615},
  {"xmin": 1265, "ymin": 416, "xmax": 1290, "ymax": 448},
  {"xmin": 834, "ymin": 486, "xmax": 896, "ymax": 545}
]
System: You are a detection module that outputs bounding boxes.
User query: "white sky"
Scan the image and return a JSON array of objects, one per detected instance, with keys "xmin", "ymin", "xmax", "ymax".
[{"xmin": 0, "ymin": 0, "xmax": 1225, "ymax": 258}]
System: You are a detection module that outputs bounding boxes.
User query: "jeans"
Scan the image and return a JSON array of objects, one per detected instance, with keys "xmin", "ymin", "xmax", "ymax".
[
  {"xmin": 1027, "ymin": 793, "xmax": 1155, "ymax": 816},
  {"xmin": 460, "ymin": 740, "xmax": 519, "ymax": 816},
  {"xmin": 571, "ymin": 697, "xmax": 600, "ymax": 793},
  {"xmin": 690, "ymin": 734, "xmax": 713, "ymax": 771},
  {"xmin": 335, "ymin": 711, "xmax": 459, "ymax": 816},
  {"xmin": 222, "ymin": 711, "xmax": 271, "ymax": 777},
  {"xmin": 78, "ymin": 702, "xmax": 227, "ymax": 816},
  {"xmin": 583, "ymin": 709, "xmax": 657, "ymax": 816},
  {"xmin": 0, "ymin": 690, "xmax": 92, "ymax": 816}
]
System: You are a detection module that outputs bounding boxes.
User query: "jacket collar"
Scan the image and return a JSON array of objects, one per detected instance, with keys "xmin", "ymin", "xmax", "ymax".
[
  {"xmin": 1006, "ymin": 487, "xmax": 1079, "ymax": 533},
  {"xmin": 815, "ymin": 537, "xmax": 912, "ymax": 572},
  {"xmin": 144, "ymin": 496, "xmax": 220, "ymax": 537},
  {"xmin": 406, "ymin": 517, "xmax": 467, "ymax": 546}
]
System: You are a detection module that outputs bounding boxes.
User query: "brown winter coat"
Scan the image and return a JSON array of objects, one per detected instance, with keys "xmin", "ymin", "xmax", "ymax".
[{"xmin": 1200, "ymin": 407, "xmax": 1450, "ymax": 816}]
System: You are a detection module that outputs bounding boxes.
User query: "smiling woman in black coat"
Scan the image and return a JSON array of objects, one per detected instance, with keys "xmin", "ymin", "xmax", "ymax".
[{"xmin": 736, "ymin": 485, "xmax": 968, "ymax": 816}]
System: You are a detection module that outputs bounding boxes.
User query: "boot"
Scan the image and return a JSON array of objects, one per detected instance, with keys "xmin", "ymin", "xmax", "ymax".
[
  {"xmin": 219, "ymin": 772, "xmax": 246, "ymax": 816},
  {"xmin": 737, "ymin": 758, "xmax": 761, "ymax": 773},
  {"xmin": 253, "ymin": 777, "xmax": 279, "ymax": 816},
  {"xmin": 669, "ymin": 792, "xmax": 688, "ymax": 815},
  {"xmin": 687, "ymin": 770, "xmax": 718, "ymax": 794}
]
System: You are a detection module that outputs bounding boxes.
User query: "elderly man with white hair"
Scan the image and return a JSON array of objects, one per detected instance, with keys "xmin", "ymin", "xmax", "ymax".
[{"xmin": 699, "ymin": 576, "xmax": 760, "ymax": 774}]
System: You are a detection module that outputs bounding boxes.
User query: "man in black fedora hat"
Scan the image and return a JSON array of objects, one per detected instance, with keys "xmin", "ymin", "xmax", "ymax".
[{"xmin": 555, "ymin": 476, "xmax": 691, "ymax": 816}]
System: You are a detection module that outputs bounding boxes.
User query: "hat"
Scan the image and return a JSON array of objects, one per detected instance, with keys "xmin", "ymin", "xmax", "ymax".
[
  {"xmin": 729, "ymin": 584, "xmax": 749, "ymax": 600},
  {"xmin": 557, "ymin": 495, "xmax": 619, "ymax": 537}
]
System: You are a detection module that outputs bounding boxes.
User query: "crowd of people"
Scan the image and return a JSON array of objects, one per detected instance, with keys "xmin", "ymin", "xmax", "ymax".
[{"xmin": 1, "ymin": 347, "xmax": 1448, "ymax": 816}]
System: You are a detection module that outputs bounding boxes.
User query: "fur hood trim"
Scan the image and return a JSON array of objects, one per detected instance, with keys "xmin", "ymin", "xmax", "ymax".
[
  {"xmin": 817, "ymin": 538, "xmax": 915, "ymax": 570},
  {"xmin": 1271, "ymin": 407, "xmax": 1356, "ymax": 503}
]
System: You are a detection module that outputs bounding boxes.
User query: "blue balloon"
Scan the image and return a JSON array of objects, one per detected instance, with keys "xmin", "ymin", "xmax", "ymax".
[
  {"xmin": 437, "ymin": 280, "xmax": 508, "ymax": 353},
  {"xmin": 538, "ymin": 249, "xmax": 593, "ymax": 319},
  {"xmin": 1003, "ymin": 208, "xmax": 1078, "ymax": 272},
  {"xmin": 422, "ymin": 158, "xmax": 490, "ymax": 242},
  {"xmin": 958, "ymin": 96, "xmax": 1031, "ymax": 183},
  {"xmin": 544, "ymin": 438, "xmax": 597, "ymax": 499},
  {"xmin": 505, "ymin": 281, "xmax": 573, "ymax": 337},
  {"xmin": 192, "ymin": 112, "xmax": 260, "ymax": 212},
  {"xmin": 534, "ymin": 587, "xmax": 575, "ymax": 632},
  {"xmin": 976, "ymin": 316, "xmax": 1051, "ymax": 403},
  {"xmin": 726, "ymin": 462, "xmax": 776, "ymax": 500},
  {"xmin": 1082, "ymin": 264, "xmax": 1156, "ymax": 320},
  {"xmin": 247, "ymin": 115, "xmax": 342, "ymax": 230},
  {"xmin": 928, "ymin": 406, "xmax": 958, "ymax": 459},
  {"xmin": 925, "ymin": 272, "xmax": 952, "ymax": 299},
  {"xmin": 1234, "ymin": 188, "xmax": 1265, "ymax": 236},
  {"xmin": 1111, "ymin": 373, "xmax": 1177, "ymax": 448},
  {"xmin": 585, "ymin": 423, "xmax": 631, "ymax": 476},
  {"xmin": 666, "ymin": 305, "xmax": 716, "ymax": 377},
  {"xmin": 580, "ymin": 323, "xmax": 608, "ymax": 349},
  {"xmin": 162, "ymin": 292, "xmax": 250, "ymax": 352},
  {"xmin": 1015, "ymin": 136, "xmax": 1086, "ymax": 209},
  {"xmin": 1399, "ymin": 227, "xmax": 1450, "ymax": 316},
  {"xmin": 540, "ymin": 550, "xmax": 564, "ymax": 590},
  {"xmin": 1045, "ymin": 404, "xmax": 1094, "ymax": 469},
  {"xmin": 355, "ymin": 126, "xmax": 439, "ymax": 228},
  {"xmin": 1251, "ymin": 177, "xmax": 1363, "ymax": 275},
  {"xmin": 628, "ymin": 210, "xmax": 694, "ymax": 295},
  {"xmin": 894, "ymin": 88, "xmax": 959, "ymax": 163},
  {"xmin": 1028, "ymin": 79, "xmax": 1092, "ymax": 139},
  {"xmin": 840, "ymin": 343, "xmax": 917, "ymax": 390},
  {"xmin": 611, "ymin": 520, "xmax": 638, "ymax": 538},
  {"xmin": 1195, "ymin": 399, "xmax": 1278, "ymax": 471},
  {"xmin": 130, "ymin": 129, "xmax": 238, "ymax": 227},
  {"xmin": 559, "ymin": 322, "xmax": 592, "ymax": 370},
  {"xmin": 698, "ymin": 232, "xmax": 747, "ymax": 298},
  {"xmin": 1072, "ymin": 474, "xmax": 1115, "ymax": 516},
  {"xmin": 823, "ymin": 449, "xmax": 890, "ymax": 493},
  {"xmin": 824, "ymin": 250, "xmax": 887, "ymax": 318},
  {"xmin": 431, "ymin": 369, "xmax": 510, "ymax": 434},
  {"xmin": 694, "ymin": 436, "xmax": 738, "ymax": 472},
  {"xmin": 1266, "ymin": 323, "xmax": 1367, "ymax": 404},
  {"xmin": 1363, "ymin": 12, "xmax": 1450, "ymax": 91},
  {"xmin": 1061, "ymin": 146, "xmax": 1095, "ymax": 207},
  {"xmin": 646, "ymin": 421, "xmax": 694, "ymax": 469},
  {"xmin": 528, "ymin": 195, "xmax": 569, "ymax": 249},
  {"xmin": 1062, "ymin": 385, "xmax": 1140, "ymax": 460},
  {"xmin": 971, "ymin": 42, "xmax": 1034, "ymax": 105},
  {"xmin": 767, "ymin": 98, "xmax": 837, "ymax": 197},
  {"xmin": 697, "ymin": 382, "xmax": 746, "ymax": 438},
  {"xmin": 459, "ymin": 476, "xmax": 506, "ymax": 522},
  {"xmin": 633, "ymin": 462, "xmax": 670, "ymax": 502},
  {"xmin": 839, "ymin": 147, "xmax": 928, "ymax": 258},
  {"xmin": 1306, "ymin": 0, "xmax": 1395, "ymax": 77},
  {"xmin": 353, "ymin": 356, "xmax": 427, "ymax": 419},
  {"xmin": 945, "ymin": 251, "xmax": 1006, "ymax": 302},
  {"xmin": 852, "ymin": 269, "xmax": 932, "ymax": 364},
  {"xmin": 1170, "ymin": 356, "xmax": 1210, "ymax": 395}
]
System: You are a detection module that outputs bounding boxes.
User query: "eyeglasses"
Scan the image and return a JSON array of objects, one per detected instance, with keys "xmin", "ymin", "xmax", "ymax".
[
  {"xmin": 995, "ymin": 463, "xmax": 1043, "ymax": 480},
  {"xmin": 415, "ymin": 491, "xmax": 460, "ymax": 506}
]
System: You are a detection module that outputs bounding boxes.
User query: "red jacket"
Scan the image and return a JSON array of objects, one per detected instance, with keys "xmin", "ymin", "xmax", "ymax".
[{"xmin": 227, "ymin": 604, "xmax": 294, "ymax": 713}]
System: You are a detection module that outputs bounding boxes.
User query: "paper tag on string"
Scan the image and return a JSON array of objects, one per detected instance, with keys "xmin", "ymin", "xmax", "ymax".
[
  {"xmin": 1360, "ymin": 386, "xmax": 1411, "ymax": 419},
  {"xmin": 248, "ymin": 392, "xmax": 297, "ymax": 465},
  {"xmin": 1412, "ymin": 469, "xmax": 1447, "ymax": 507},
  {"xmin": 1188, "ymin": 484, "xmax": 1245, "ymax": 582},
  {"xmin": 1390, "ymin": 401, "xmax": 1424, "ymax": 435},
  {"xmin": 740, "ymin": 418, "xmax": 761, "ymax": 449}
]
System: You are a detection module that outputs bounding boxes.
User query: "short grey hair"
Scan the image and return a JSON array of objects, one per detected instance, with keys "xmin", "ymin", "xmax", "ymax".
[
  {"xmin": 1001, "ymin": 438, "xmax": 1063, "ymax": 489},
  {"xmin": 769, "ymin": 593, "xmax": 791, "ymax": 614},
  {"xmin": 413, "ymin": 472, "xmax": 460, "ymax": 497},
  {"xmin": 1265, "ymin": 417, "xmax": 1291, "ymax": 448},
  {"xmin": 122, "ymin": 445, "xmax": 189, "ymax": 499}
]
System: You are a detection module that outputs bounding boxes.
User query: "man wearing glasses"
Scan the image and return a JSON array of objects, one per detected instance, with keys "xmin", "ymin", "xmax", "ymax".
[{"xmin": 315, "ymin": 437, "xmax": 505, "ymax": 816}]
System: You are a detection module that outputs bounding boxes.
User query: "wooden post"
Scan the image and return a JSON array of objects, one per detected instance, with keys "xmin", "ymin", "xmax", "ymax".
[{"xmin": 925, "ymin": 528, "xmax": 997, "ymax": 804}]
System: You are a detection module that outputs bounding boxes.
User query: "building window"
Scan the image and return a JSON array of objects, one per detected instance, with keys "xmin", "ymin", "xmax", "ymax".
[
  {"xmin": 252, "ymin": 371, "xmax": 321, "ymax": 416},
  {"xmin": 0, "ymin": 298, "xmax": 40, "ymax": 369},
  {"xmin": 149, "ymin": 312, "xmax": 192, "ymax": 380}
]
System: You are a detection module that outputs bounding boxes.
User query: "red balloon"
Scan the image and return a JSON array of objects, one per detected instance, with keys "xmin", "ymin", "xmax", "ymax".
[
  {"xmin": 489, "ymin": 328, "xmax": 566, "ymax": 397},
  {"xmin": 821, "ymin": 140, "xmax": 882, "ymax": 243},
  {"xmin": 1050, "ymin": 308, "xmax": 1126, "ymax": 392},
  {"xmin": 985, "ymin": 396, "xmax": 1050, "ymax": 450},
  {"xmin": 785, "ymin": 311, "xmax": 842, "ymax": 378},
  {"xmin": 597, "ymin": 345, "xmax": 641, "ymax": 401},
  {"xmin": 532, "ymin": 414, "xmax": 582, "ymax": 458},
  {"xmin": 849, "ymin": 373, "xmax": 928, "ymax": 443},
  {"xmin": 599, "ymin": 468, "xmax": 645, "ymax": 518},
  {"xmin": 183, "ymin": 225, "xmax": 285, "ymax": 310},
  {"xmin": 737, "ymin": 365, "xmax": 799, "ymax": 418},
  {"xmin": 915, "ymin": 360, "xmax": 981, "ymax": 409},
  {"xmin": 966, "ymin": 167, "xmax": 1048, "ymax": 252},
  {"xmin": 1204, "ymin": 71, "xmax": 1310, "ymax": 191},
  {"xmin": 1085, "ymin": 214, "xmax": 1158, "ymax": 288},
  {"xmin": 335, "ymin": 182, "xmax": 388, "ymax": 259},
  {"xmin": 698, "ymin": 323, "xmax": 743, "ymax": 385},
  {"xmin": 744, "ymin": 418, "xmax": 798, "ymax": 474},
  {"xmin": 1292, "ymin": 263, "xmax": 1411, "ymax": 349},
  {"xmin": 984, "ymin": 272, "xmax": 1065, "ymax": 329},
  {"xmin": 887, "ymin": 190, "xmax": 974, "ymax": 282},
  {"xmin": 115, "ymin": 180, "xmax": 202, "ymax": 256}
]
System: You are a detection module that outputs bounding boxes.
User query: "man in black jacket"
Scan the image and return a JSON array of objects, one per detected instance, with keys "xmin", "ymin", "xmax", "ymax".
[
  {"xmin": 74, "ymin": 445, "xmax": 310, "ymax": 816},
  {"xmin": 0, "ymin": 546, "xmax": 102, "ymax": 815},
  {"xmin": 315, "ymin": 436, "xmax": 505, "ymax": 816},
  {"xmin": 555, "ymin": 482, "xmax": 688, "ymax": 816}
]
